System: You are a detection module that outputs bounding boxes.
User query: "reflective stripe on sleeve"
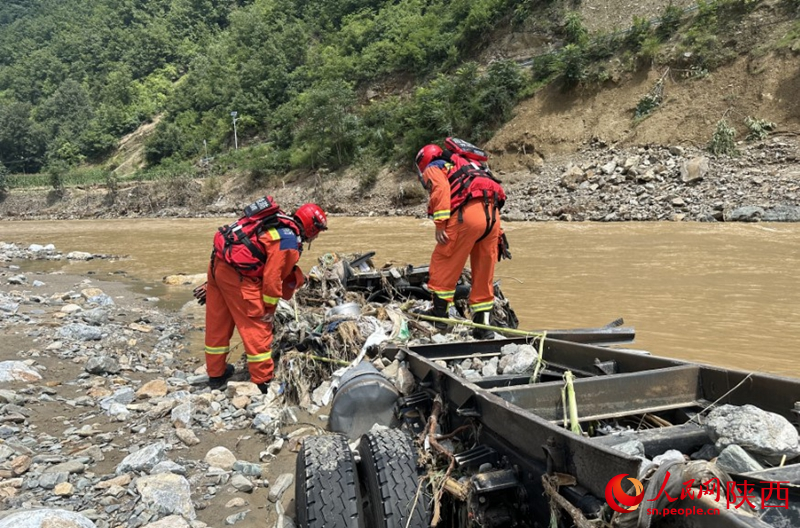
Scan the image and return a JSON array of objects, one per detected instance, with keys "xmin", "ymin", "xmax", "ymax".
[{"xmin": 262, "ymin": 294, "xmax": 279, "ymax": 305}]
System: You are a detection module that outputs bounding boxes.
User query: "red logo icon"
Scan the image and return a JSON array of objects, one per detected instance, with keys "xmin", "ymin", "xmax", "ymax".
[{"xmin": 605, "ymin": 473, "xmax": 645, "ymax": 513}]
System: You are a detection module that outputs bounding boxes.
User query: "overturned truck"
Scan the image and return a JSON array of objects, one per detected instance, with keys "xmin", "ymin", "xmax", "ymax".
[{"xmin": 295, "ymin": 335, "xmax": 800, "ymax": 528}]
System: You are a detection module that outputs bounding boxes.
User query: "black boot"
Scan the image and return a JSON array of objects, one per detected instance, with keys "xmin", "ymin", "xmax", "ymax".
[
  {"xmin": 471, "ymin": 311, "xmax": 496, "ymax": 340},
  {"xmin": 208, "ymin": 364, "xmax": 234, "ymax": 390},
  {"xmin": 415, "ymin": 295, "xmax": 449, "ymax": 331}
]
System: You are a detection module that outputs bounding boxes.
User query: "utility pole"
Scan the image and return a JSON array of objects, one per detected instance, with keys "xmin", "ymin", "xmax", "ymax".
[{"xmin": 231, "ymin": 111, "xmax": 239, "ymax": 150}]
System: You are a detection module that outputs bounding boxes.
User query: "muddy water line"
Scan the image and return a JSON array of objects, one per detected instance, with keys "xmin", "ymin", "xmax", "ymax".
[{"xmin": 2, "ymin": 217, "xmax": 798, "ymax": 376}]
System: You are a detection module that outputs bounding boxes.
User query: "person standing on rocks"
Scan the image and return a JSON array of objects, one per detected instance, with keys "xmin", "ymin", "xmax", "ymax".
[
  {"xmin": 200, "ymin": 202, "xmax": 328, "ymax": 393},
  {"xmin": 414, "ymin": 139, "xmax": 508, "ymax": 340}
]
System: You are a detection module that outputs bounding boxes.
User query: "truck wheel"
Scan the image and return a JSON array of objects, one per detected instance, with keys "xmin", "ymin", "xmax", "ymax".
[
  {"xmin": 358, "ymin": 428, "xmax": 430, "ymax": 528},
  {"xmin": 295, "ymin": 434, "xmax": 360, "ymax": 528}
]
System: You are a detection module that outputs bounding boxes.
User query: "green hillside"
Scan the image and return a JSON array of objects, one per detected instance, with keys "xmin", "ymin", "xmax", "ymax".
[
  {"xmin": 0, "ymin": 0, "xmax": 797, "ymax": 192},
  {"xmin": 0, "ymin": 0, "xmax": 528, "ymax": 181}
]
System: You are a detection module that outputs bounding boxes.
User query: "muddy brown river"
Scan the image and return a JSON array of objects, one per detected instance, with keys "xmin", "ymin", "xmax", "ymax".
[{"xmin": 2, "ymin": 217, "xmax": 798, "ymax": 376}]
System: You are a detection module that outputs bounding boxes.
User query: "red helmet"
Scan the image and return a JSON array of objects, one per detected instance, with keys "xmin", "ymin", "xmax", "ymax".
[
  {"xmin": 414, "ymin": 144, "xmax": 443, "ymax": 173},
  {"xmin": 294, "ymin": 203, "xmax": 328, "ymax": 240}
]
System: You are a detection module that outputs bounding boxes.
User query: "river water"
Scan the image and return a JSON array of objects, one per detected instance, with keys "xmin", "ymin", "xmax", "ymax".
[{"xmin": 2, "ymin": 217, "xmax": 798, "ymax": 376}]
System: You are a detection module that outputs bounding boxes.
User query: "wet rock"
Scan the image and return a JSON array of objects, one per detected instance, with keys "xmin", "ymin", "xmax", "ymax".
[
  {"xmin": 724, "ymin": 206, "xmax": 764, "ymax": 222},
  {"xmin": 706, "ymin": 404, "xmax": 800, "ymax": 461},
  {"xmin": 716, "ymin": 444, "xmax": 764, "ymax": 474},
  {"xmin": 0, "ymin": 509, "xmax": 96, "ymax": 528},
  {"xmin": 67, "ymin": 251, "xmax": 94, "ymax": 260},
  {"xmin": 163, "ymin": 274, "xmax": 206, "ymax": 286},
  {"xmin": 762, "ymin": 205, "xmax": 800, "ymax": 222}
]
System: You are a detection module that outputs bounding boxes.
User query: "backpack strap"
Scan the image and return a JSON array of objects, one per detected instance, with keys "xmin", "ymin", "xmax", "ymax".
[
  {"xmin": 476, "ymin": 190, "xmax": 499, "ymax": 243},
  {"xmin": 232, "ymin": 224, "xmax": 267, "ymax": 263}
]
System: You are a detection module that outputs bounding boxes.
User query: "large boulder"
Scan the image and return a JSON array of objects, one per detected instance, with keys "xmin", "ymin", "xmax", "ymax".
[
  {"xmin": 0, "ymin": 509, "xmax": 95, "ymax": 528},
  {"xmin": 705, "ymin": 404, "xmax": 800, "ymax": 462}
]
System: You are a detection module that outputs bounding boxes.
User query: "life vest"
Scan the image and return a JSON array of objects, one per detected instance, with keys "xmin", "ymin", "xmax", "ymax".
[
  {"xmin": 211, "ymin": 195, "xmax": 300, "ymax": 278},
  {"xmin": 426, "ymin": 154, "xmax": 506, "ymax": 216}
]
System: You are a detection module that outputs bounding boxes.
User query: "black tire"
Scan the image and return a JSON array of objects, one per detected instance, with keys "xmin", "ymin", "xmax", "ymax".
[
  {"xmin": 358, "ymin": 428, "xmax": 430, "ymax": 528},
  {"xmin": 295, "ymin": 434, "xmax": 360, "ymax": 528}
]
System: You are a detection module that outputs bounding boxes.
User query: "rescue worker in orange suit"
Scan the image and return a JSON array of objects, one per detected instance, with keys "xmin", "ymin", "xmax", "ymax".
[
  {"xmin": 203, "ymin": 204, "xmax": 328, "ymax": 393},
  {"xmin": 415, "ymin": 143, "xmax": 506, "ymax": 340}
]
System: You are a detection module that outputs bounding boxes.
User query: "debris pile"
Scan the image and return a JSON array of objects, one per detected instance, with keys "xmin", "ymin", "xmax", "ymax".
[
  {"xmin": 271, "ymin": 251, "xmax": 519, "ymax": 411},
  {"xmin": 0, "ymin": 242, "xmax": 519, "ymax": 528}
]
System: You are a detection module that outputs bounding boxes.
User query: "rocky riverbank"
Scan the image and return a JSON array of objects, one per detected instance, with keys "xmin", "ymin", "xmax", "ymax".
[
  {"xmin": 498, "ymin": 137, "xmax": 800, "ymax": 222},
  {"xmin": 1, "ymin": 138, "xmax": 799, "ymax": 223},
  {"xmin": 0, "ymin": 242, "xmax": 496, "ymax": 528},
  {"xmin": 0, "ymin": 242, "xmax": 305, "ymax": 528}
]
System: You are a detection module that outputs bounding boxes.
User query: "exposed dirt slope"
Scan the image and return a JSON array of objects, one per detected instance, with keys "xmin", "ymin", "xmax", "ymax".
[{"xmin": 487, "ymin": 0, "xmax": 800, "ymax": 170}]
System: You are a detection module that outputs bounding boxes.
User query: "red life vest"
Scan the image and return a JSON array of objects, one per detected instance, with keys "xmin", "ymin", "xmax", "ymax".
[
  {"xmin": 212, "ymin": 195, "xmax": 299, "ymax": 278},
  {"xmin": 425, "ymin": 154, "xmax": 506, "ymax": 216}
]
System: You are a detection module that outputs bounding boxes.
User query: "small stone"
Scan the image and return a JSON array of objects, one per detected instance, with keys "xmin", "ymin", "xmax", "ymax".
[
  {"xmin": 268, "ymin": 473, "xmax": 293, "ymax": 503},
  {"xmin": 54, "ymin": 481, "xmax": 74, "ymax": 496},
  {"xmin": 225, "ymin": 498, "xmax": 247, "ymax": 508},
  {"xmin": 225, "ymin": 510, "xmax": 249, "ymax": 525},
  {"xmin": 137, "ymin": 379, "xmax": 168, "ymax": 399},
  {"xmin": 205, "ymin": 446, "xmax": 237, "ymax": 470},
  {"xmin": 176, "ymin": 428, "xmax": 200, "ymax": 446},
  {"xmin": 95, "ymin": 474, "xmax": 132, "ymax": 489},
  {"xmin": 230, "ymin": 474, "xmax": 253, "ymax": 493}
]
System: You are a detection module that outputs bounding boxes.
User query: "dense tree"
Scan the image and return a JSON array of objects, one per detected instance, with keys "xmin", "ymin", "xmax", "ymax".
[
  {"xmin": 0, "ymin": 0, "xmax": 525, "ymax": 174},
  {"xmin": 292, "ymin": 80, "xmax": 361, "ymax": 168},
  {"xmin": 0, "ymin": 102, "xmax": 47, "ymax": 172}
]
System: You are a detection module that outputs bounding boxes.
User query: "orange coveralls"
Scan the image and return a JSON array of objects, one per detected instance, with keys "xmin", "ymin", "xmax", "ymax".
[
  {"xmin": 422, "ymin": 163, "xmax": 501, "ymax": 315},
  {"xmin": 204, "ymin": 226, "xmax": 304, "ymax": 384}
]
